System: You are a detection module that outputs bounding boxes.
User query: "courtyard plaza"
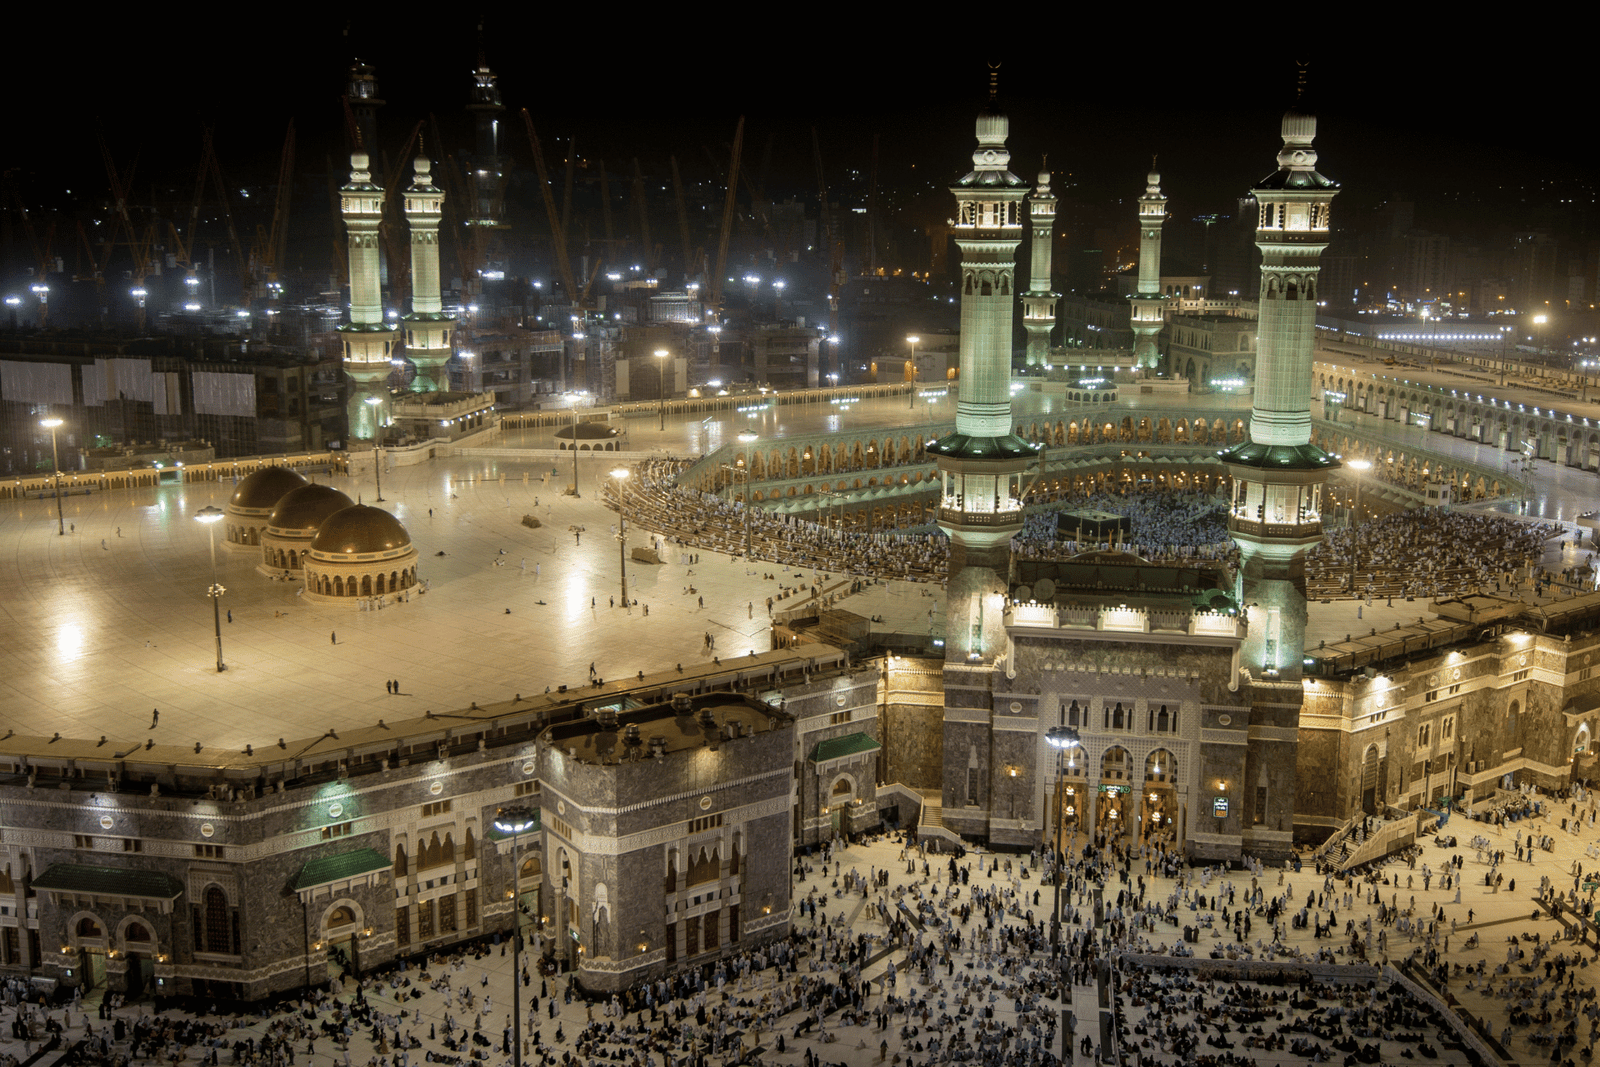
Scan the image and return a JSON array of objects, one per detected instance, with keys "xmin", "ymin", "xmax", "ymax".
[
  {"xmin": 1, "ymin": 384, "xmax": 1595, "ymax": 754},
  {"xmin": 10, "ymin": 802, "xmax": 1600, "ymax": 1067}
]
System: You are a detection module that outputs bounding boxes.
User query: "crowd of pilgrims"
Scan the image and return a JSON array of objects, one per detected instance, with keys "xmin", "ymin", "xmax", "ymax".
[
  {"xmin": 11, "ymin": 817, "xmax": 1526, "ymax": 1067},
  {"xmin": 1306, "ymin": 509, "xmax": 1563, "ymax": 601},
  {"xmin": 1012, "ymin": 491, "xmax": 1234, "ymax": 563},
  {"xmin": 620, "ymin": 463, "xmax": 1241, "ymax": 585},
  {"xmin": 1119, "ymin": 969, "xmax": 1452, "ymax": 1064}
]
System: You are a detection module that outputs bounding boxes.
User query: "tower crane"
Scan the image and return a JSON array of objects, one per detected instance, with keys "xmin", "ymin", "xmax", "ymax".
[{"xmin": 708, "ymin": 116, "xmax": 744, "ymax": 318}]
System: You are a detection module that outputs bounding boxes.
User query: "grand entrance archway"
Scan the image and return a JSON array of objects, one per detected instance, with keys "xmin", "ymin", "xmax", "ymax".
[
  {"xmin": 1098, "ymin": 747, "xmax": 1132, "ymax": 843},
  {"xmin": 1141, "ymin": 749, "xmax": 1177, "ymax": 844}
]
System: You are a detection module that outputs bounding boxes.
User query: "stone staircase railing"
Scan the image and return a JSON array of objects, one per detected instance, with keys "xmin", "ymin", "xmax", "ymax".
[{"xmin": 1338, "ymin": 812, "xmax": 1421, "ymax": 872}]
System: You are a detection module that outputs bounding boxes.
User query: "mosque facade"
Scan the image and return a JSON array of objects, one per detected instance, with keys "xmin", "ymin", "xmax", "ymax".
[{"xmin": 4, "ymin": 93, "xmax": 1600, "ymax": 1011}]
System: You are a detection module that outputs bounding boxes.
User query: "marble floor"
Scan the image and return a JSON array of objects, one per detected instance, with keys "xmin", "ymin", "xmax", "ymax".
[{"xmin": 3, "ymin": 386, "xmax": 1595, "ymax": 754}]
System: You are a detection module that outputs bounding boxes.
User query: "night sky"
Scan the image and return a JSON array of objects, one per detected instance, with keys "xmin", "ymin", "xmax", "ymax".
[{"xmin": 7, "ymin": 23, "xmax": 1592, "ymax": 257}]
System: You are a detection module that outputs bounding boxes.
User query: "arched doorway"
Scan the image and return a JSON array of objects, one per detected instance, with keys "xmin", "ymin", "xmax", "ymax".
[
  {"xmin": 1098, "ymin": 747, "xmax": 1131, "ymax": 841},
  {"xmin": 1360, "ymin": 745, "xmax": 1381, "ymax": 816},
  {"xmin": 119, "ymin": 919, "xmax": 156, "ymax": 996},
  {"xmin": 71, "ymin": 915, "xmax": 108, "ymax": 991},
  {"xmin": 829, "ymin": 775, "xmax": 855, "ymax": 835},
  {"xmin": 1142, "ymin": 750, "xmax": 1176, "ymax": 843},
  {"xmin": 321, "ymin": 902, "xmax": 362, "ymax": 978}
]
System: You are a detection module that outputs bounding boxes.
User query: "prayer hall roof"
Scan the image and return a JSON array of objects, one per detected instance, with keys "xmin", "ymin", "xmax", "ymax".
[
  {"xmin": 310, "ymin": 505, "xmax": 412, "ymax": 556},
  {"xmin": 229, "ymin": 466, "xmax": 309, "ymax": 510},
  {"xmin": 268, "ymin": 484, "xmax": 355, "ymax": 532}
]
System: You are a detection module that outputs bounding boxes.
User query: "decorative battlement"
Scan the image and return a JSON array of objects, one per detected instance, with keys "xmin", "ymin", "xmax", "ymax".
[{"xmin": 1010, "ymin": 600, "xmax": 1243, "ymax": 639}]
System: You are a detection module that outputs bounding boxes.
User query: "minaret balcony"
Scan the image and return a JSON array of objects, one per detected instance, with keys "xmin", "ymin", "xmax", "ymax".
[
  {"xmin": 938, "ymin": 503, "xmax": 1023, "ymax": 527},
  {"xmin": 1227, "ymin": 515, "xmax": 1323, "ymax": 540}
]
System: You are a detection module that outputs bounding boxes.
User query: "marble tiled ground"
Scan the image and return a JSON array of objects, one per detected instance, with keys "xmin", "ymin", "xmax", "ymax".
[{"xmin": 2, "ymin": 387, "xmax": 1594, "ymax": 753}]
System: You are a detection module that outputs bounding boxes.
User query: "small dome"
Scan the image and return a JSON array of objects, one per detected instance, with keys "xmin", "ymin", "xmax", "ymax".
[
  {"xmin": 230, "ymin": 467, "xmax": 309, "ymax": 511},
  {"xmin": 1281, "ymin": 106, "xmax": 1317, "ymax": 144},
  {"xmin": 311, "ymin": 505, "xmax": 412, "ymax": 556},
  {"xmin": 268, "ymin": 484, "xmax": 355, "ymax": 532},
  {"xmin": 975, "ymin": 109, "xmax": 1009, "ymax": 146}
]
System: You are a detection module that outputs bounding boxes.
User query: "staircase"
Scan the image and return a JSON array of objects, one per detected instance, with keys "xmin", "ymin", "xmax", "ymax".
[{"xmin": 915, "ymin": 790, "xmax": 964, "ymax": 851}]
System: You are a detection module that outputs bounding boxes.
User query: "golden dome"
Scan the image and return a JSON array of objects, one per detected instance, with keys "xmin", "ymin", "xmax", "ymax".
[
  {"xmin": 267, "ymin": 484, "xmax": 355, "ymax": 532},
  {"xmin": 310, "ymin": 505, "xmax": 412, "ymax": 556},
  {"xmin": 230, "ymin": 467, "xmax": 309, "ymax": 511}
]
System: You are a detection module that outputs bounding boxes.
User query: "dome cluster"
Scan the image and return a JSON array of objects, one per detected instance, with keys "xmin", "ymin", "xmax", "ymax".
[{"xmin": 224, "ymin": 467, "xmax": 418, "ymax": 604}]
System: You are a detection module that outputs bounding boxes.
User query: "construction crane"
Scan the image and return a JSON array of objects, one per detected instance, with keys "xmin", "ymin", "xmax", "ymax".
[
  {"xmin": 98, "ymin": 135, "xmax": 162, "ymax": 328},
  {"xmin": 13, "ymin": 196, "xmax": 56, "ymax": 327},
  {"xmin": 630, "ymin": 158, "xmax": 656, "ymax": 274},
  {"xmin": 708, "ymin": 116, "xmax": 744, "ymax": 318},
  {"xmin": 245, "ymin": 122, "xmax": 296, "ymax": 309},
  {"xmin": 669, "ymin": 156, "xmax": 699, "ymax": 282},
  {"xmin": 598, "ymin": 160, "xmax": 616, "ymax": 256},
  {"xmin": 812, "ymin": 127, "xmax": 843, "ymax": 372},
  {"xmin": 520, "ymin": 110, "xmax": 580, "ymax": 310}
]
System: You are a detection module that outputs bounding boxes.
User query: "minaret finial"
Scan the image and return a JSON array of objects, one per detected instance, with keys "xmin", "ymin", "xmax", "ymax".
[
  {"xmin": 987, "ymin": 63, "xmax": 1000, "ymax": 101},
  {"xmin": 1295, "ymin": 61, "xmax": 1309, "ymax": 100}
]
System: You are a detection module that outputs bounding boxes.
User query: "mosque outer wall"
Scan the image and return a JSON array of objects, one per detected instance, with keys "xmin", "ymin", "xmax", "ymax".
[{"xmin": 1294, "ymin": 630, "xmax": 1600, "ymax": 843}]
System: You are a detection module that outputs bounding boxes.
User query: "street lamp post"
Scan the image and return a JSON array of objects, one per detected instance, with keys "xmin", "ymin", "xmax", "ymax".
[
  {"xmin": 570, "ymin": 400, "xmax": 584, "ymax": 498},
  {"xmin": 39, "ymin": 417, "xmax": 64, "ymax": 536},
  {"xmin": 612, "ymin": 467, "xmax": 631, "ymax": 607},
  {"xmin": 655, "ymin": 349, "xmax": 670, "ymax": 431},
  {"xmin": 1045, "ymin": 725, "xmax": 1080, "ymax": 950},
  {"xmin": 365, "ymin": 396, "xmax": 386, "ymax": 501},
  {"xmin": 737, "ymin": 430, "xmax": 759, "ymax": 558},
  {"xmin": 493, "ymin": 807, "xmax": 538, "ymax": 1067},
  {"xmin": 195, "ymin": 506, "xmax": 227, "ymax": 672},
  {"xmin": 906, "ymin": 335, "xmax": 920, "ymax": 406},
  {"xmin": 1346, "ymin": 459, "xmax": 1371, "ymax": 594}
]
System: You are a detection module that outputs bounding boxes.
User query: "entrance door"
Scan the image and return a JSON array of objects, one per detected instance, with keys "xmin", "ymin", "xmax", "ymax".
[
  {"xmin": 829, "ymin": 808, "xmax": 841, "ymax": 835},
  {"xmin": 124, "ymin": 954, "xmax": 151, "ymax": 998},
  {"xmin": 80, "ymin": 949, "xmax": 106, "ymax": 991}
]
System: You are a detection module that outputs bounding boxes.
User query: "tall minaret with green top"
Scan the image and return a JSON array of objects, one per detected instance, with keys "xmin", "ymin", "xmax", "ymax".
[
  {"xmin": 1129, "ymin": 161, "xmax": 1167, "ymax": 370},
  {"xmin": 402, "ymin": 154, "xmax": 454, "ymax": 393},
  {"xmin": 1218, "ymin": 88, "xmax": 1342, "ymax": 855},
  {"xmin": 339, "ymin": 151, "xmax": 398, "ymax": 441}
]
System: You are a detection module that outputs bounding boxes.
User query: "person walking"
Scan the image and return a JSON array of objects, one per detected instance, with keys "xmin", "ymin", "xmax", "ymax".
[
  {"xmin": 149, "ymin": 709, "xmax": 159, "ymax": 729},
  {"xmin": 331, "ymin": 632, "xmax": 336, "ymax": 644}
]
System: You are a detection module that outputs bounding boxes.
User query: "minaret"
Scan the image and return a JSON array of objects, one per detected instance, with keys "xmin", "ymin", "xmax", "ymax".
[
  {"xmin": 1217, "ymin": 99, "xmax": 1341, "ymax": 857},
  {"xmin": 928, "ymin": 80, "xmax": 1034, "ymax": 664},
  {"xmin": 402, "ymin": 154, "xmax": 454, "ymax": 393},
  {"xmin": 338, "ymin": 151, "xmax": 398, "ymax": 441},
  {"xmin": 347, "ymin": 62, "xmax": 383, "ymax": 160},
  {"xmin": 1128, "ymin": 161, "xmax": 1167, "ymax": 370},
  {"xmin": 1020, "ymin": 164, "xmax": 1059, "ymax": 369}
]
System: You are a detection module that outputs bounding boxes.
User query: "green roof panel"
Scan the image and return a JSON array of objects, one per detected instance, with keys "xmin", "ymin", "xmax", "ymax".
[
  {"xmin": 32, "ymin": 864, "xmax": 184, "ymax": 900},
  {"xmin": 811, "ymin": 732, "xmax": 882, "ymax": 763},
  {"xmin": 291, "ymin": 848, "xmax": 392, "ymax": 891}
]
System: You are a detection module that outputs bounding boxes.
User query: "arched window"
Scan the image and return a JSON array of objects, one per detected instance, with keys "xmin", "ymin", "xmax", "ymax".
[
  {"xmin": 1507, "ymin": 700, "xmax": 1520, "ymax": 737},
  {"xmin": 124, "ymin": 922, "xmax": 150, "ymax": 944},
  {"xmin": 1112, "ymin": 703, "xmax": 1125, "ymax": 730},
  {"xmin": 1067, "ymin": 700, "xmax": 1080, "ymax": 728},
  {"xmin": 76, "ymin": 917, "xmax": 103, "ymax": 938},
  {"xmin": 1156, "ymin": 705, "xmax": 1170, "ymax": 732},
  {"xmin": 464, "ymin": 828, "xmax": 476, "ymax": 861},
  {"xmin": 394, "ymin": 843, "xmax": 407, "ymax": 876},
  {"xmin": 327, "ymin": 905, "xmax": 357, "ymax": 928},
  {"xmin": 204, "ymin": 886, "xmax": 230, "ymax": 953}
]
